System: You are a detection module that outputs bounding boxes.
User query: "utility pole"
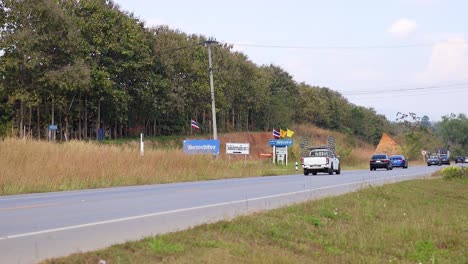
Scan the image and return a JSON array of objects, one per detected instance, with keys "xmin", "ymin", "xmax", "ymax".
[
  {"xmin": 51, "ymin": 97, "xmax": 55, "ymax": 141},
  {"xmin": 206, "ymin": 38, "xmax": 218, "ymax": 142}
]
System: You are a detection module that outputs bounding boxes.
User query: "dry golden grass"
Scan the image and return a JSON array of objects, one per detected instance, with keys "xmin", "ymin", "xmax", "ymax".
[
  {"xmin": 0, "ymin": 125, "xmax": 378, "ymax": 195},
  {"xmin": 0, "ymin": 138, "xmax": 279, "ymax": 195}
]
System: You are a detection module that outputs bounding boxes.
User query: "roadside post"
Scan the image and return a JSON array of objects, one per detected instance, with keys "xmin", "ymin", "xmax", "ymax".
[
  {"xmin": 295, "ymin": 161, "xmax": 298, "ymax": 172},
  {"xmin": 140, "ymin": 133, "xmax": 144, "ymax": 156},
  {"xmin": 48, "ymin": 124, "xmax": 58, "ymax": 142},
  {"xmin": 272, "ymin": 145, "xmax": 276, "ymax": 164}
]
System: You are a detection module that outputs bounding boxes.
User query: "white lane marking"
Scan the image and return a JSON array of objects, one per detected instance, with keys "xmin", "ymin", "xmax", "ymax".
[
  {"xmin": 0, "ymin": 203, "xmax": 62, "ymax": 211},
  {"xmin": 0, "ymin": 172, "xmax": 429, "ymax": 241}
]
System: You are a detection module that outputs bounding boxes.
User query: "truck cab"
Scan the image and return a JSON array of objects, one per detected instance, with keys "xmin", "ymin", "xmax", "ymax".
[{"xmin": 301, "ymin": 147, "xmax": 340, "ymax": 175}]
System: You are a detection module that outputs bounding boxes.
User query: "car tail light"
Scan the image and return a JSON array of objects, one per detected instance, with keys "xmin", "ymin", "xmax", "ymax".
[
  {"xmin": 326, "ymin": 157, "xmax": 329, "ymax": 164},
  {"xmin": 370, "ymin": 159, "xmax": 375, "ymax": 163},
  {"xmin": 383, "ymin": 159, "xmax": 389, "ymax": 162},
  {"xmin": 301, "ymin": 157, "xmax": 304, "ymax": 165}
]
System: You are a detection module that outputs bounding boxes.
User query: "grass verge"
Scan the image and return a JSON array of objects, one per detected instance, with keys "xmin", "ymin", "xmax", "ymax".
[
  {"xmin": 43, "ymin": 177, "xmax": 467, "ymax": 263},
  {"xmin": 0, "ymin": 138, "xmax": 294, "ymax": 195}
]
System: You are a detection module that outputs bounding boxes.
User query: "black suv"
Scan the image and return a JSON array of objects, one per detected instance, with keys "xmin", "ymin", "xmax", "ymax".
[
  {"xmin": 439, "ymin": 155, "xmax": 450, "ymax": 165},
  {"xmin": 455, "ymin": 156, "xmax": 464, "ymax": 163},
  {"xmin": 370, "ymin": 154, "xmax": 393, "ymax": 171}
]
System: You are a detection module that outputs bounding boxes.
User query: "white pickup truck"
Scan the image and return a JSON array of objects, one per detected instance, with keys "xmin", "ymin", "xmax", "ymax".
[{"xmin": 301, "ymin": 147, "xmax": 340, "ymax": 175}]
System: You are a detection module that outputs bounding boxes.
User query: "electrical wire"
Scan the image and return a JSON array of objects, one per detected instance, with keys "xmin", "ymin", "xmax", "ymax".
[
  {"xmin": 340, "ymin": 82, "xmax": 468, "ymax": 96},
  {"xmin": 347, "ymin": 88, "xmax": 468, "ymax": 100},
  {"xmin": 224, "ymin": 41, "xmax": 467, "ymax": 50}
]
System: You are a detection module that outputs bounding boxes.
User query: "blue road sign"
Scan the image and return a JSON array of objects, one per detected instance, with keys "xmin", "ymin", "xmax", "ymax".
[
  {"xmin": 269, "ymin": 139, "xmax": 294, "ymax": 147},
  {"xmin": 48, "ymin": 125, "xmax": 58, "ymax": 131},
  {"xmin": 183, "ymin": 140, "xmax": 220, "ymax": 155}
]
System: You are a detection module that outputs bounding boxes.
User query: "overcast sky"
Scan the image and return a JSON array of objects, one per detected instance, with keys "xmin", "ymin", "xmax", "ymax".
[{"xmin": 114, "ymin": 0, "xmax": 467, "ymax": 122}]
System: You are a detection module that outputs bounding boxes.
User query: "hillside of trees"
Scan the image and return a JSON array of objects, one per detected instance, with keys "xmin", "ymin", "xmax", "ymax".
[{"xmin": 0, "ymin": 0, "xmax": 459, "ymax": 149}]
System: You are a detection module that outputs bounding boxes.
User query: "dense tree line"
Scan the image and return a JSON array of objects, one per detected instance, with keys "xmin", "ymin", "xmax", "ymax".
[
  {"xmin": 434, "ymin": 114, "xmax": 468, "ymax": 155},
  {"xmin": 0, "ymin": 0, "xmax": 391, "ymax": 144}
]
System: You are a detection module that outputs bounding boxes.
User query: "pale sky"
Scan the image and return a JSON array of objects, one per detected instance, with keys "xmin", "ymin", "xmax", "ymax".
[{"xmin": 114, "ymin": 0, "xmax": 468, "ymax": 122}]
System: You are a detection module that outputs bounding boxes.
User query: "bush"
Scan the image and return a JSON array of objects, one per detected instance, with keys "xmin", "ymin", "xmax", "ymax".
[
  {"xmin": 0, "ymin": 121, "xmax": 13, "ymax": 138},
  {"xmin": 441, "ymin": 166, "xmax": 468, "ymax": 180}
]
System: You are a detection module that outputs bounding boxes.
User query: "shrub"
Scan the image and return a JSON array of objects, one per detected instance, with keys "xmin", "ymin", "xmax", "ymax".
[{"xmin": 441, "ymin": 166, "xmax": 468, "ymax": 180}]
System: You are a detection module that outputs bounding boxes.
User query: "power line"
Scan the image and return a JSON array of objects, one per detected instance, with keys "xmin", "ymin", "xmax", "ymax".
[
  {"xmin": 346, "ymin": 88, "xmax": 468, "ymax": 100},
  {"xmin": 225, "ymin": 41, "xmax": 467, "ymax": 50},
  {"xmin": 341, "ymin": 82, "xmax": 468, "ymax": 96}
]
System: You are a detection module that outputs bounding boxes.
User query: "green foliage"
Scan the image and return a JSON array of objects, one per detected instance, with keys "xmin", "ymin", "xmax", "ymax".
[
  {"xmin": 304, "ymin": 215, "xmax": 322, "ymax": 227},
  {"xmin": 435, "ymin": 113, "xmax": 468, "ymax": 154},
  {"xmin": 441, "ymin": 166, "xmax": 468, "ymax": 180},
  {"xmin": 395, "ymin": 112, "xmax": 447, "ymax": 160},
  {"xmin": 147, "ymin": 237, "xmax": 185, "ymax": 254},
  {"xmin": 401, "ymin": 132, "xmax": 424, "ymax": 160},
  {"xmin": 408, "ymin": 240, "xmax": 437, "ymax": 263},
  {"xmin": 0, "ymin": 0, "xmax": 395, "ymax": 141}
]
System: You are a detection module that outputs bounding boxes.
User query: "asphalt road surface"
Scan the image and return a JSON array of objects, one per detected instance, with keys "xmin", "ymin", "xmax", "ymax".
[{"xmin": 0, "ymin": 165, "xmax": 442, "ymax": 263}]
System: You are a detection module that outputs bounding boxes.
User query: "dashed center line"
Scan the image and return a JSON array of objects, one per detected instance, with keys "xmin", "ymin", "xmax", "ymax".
[{"xmin": 0, "ymin": 203, "xmax": 62, "ymax": 211}]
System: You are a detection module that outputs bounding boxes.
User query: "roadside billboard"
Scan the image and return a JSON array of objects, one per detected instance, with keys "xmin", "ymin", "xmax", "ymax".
[
  {"xmin": 183, "ymin": 140, "xmax": 220, "ymax": 155},
  {"xmin": 226, "ymin": 143, "xmax": 250, "ymax": 155}
]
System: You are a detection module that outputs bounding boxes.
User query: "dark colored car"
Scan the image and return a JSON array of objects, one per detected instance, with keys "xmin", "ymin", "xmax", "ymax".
[
  {"xmin": 390, "ymin": 155, "xmax": 408, "ymax": 169},
  {"xmin": 455, "ymin": 156, "xmax": 464, "ymax": 163},
  {"xmin": 439, "ymin": 154, "xmax": 450, "ymax": 165},
  {"xmin": 370, "ymin": 154, "xmax": 393, "ymax": 171},
  {"xmin": 427, "ymin": 155, "xmax": 441, "ymax": 166}
]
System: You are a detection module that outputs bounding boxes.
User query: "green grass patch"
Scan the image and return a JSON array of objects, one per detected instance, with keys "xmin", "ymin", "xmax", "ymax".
[
  {"xmin": 147, "ymin": 237, "xmax": 185, "ymax": 254},
  {"xmin": 43, "ymin": 178, "xmax": 468, "ymax": 263},
  {"xmin": 441, "ymin": 166, "xmax": 468, "ymax": 180}
]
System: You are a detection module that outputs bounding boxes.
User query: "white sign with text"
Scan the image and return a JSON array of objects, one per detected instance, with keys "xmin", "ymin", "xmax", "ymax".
[{"xmin": 226, "ymin": 143, "xmax": 250, "ymax": 155}]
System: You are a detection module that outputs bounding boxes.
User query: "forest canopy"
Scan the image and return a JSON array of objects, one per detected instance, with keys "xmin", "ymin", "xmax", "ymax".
[{"xmin": 1, "ymin": 0, "xmax": 393, "ymax": 144}]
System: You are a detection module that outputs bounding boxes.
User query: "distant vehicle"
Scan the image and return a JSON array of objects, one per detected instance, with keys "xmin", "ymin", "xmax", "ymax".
[
  {"xmin": 427, "ymin": 155, "xmax": 441, "ymax": 166},
  {"xmin": 390, "ymin": 155, "xmax": 408, "ymax": 169},
  {"xmin": 370, "ymin": 154, "xmax": 393, "ymax": 171},
  {"xmin": 435, "ymin": 148, "xmax": 450, "ymax": 158},
  {"xmin": 439, "ymin": 154, "xmax": 450, "ymax": 165},
  {"xmin": 455, "ymin": 156, "xmax": 464, "ymax": 163},
  {"xmin": 465, "ymin": 157, "xmax": 468, "ymax": 163},
  {"xmin": 301, "ymin": 147, "xmax": 340, "ymax": 175}
]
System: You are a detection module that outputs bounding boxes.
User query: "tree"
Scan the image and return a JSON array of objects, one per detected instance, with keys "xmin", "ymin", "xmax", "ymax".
[
  {"xmin": 435, "ymin": 113, "xmax": 468, "ymax": 154},
  {"xmin": 1, "ymin": 0, "xmax": 400, "ymax": 141},
  {"xmin": 1, "ymin": 0, "xmax": 91, "ymax": 139},
  {"xmin": 421, "ymin": 115, "xmax": 431, "ymax": 129},
  {"xmin": 258, "ymin": 65, "xmax": 297, "ymax": 130}
]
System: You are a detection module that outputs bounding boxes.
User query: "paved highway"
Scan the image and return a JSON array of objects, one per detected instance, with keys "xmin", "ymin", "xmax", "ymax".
[{"xmin": 0, "ymin": 165, "xmax": 441, "ymax": 263}]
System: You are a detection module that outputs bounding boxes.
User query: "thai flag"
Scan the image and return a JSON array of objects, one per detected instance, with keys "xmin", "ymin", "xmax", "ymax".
[
  {"xmin": 273, "ymin": 128, "xmax": 280, "ymax": 139},
  {"xmin": 191, "ymin": 119, "xmax": 200, "ymax": 130}
]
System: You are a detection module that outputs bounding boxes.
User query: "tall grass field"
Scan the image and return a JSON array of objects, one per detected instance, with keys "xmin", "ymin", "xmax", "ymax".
[
  {"xmin": 43, "ymin": 177, "xmax": 468, "ymax": 263},
  {"xmin": 0, "ymin": 131, "xmax": 416, "ymax": 196},
  {"xmin": 0, "ymin": 138, "xmax": 291, "ymax": 195}
]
